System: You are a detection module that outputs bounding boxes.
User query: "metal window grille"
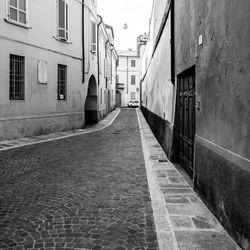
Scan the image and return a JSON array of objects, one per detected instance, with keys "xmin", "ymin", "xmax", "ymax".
[
  {"xmin": 9, "ymin": 54, "xmax": 25, "ymax": 100},
  {"xmin": 131, "ymin": 75, "xmax": 136, "ymax": 85},
  {"xmin": 131, "ymin": 60, "xmax": 136, "ymax": 67},
  {"xmin": 9, "ymin": 0, "xmax": 27, "ymax": 25},
  {"xmin": 57, "ymin": 64, "xmax": 67, "ymax": 100}
]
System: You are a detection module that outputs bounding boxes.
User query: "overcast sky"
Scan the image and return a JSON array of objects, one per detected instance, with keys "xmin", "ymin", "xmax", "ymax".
[{"xmin": 97, "ymin": 0, "xmax": 153, "ymax": 51}]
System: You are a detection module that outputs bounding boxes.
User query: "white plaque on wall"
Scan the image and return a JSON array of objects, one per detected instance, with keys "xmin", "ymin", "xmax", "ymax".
[{"xmin": 38, "ymin": 60, "xmax": 48, "ymax": 84}]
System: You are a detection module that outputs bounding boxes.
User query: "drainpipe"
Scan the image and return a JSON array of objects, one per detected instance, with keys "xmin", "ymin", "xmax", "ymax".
[
  {"xmin": 82, "ymin": 0, "xmax": 85, "ymax": 83},
  {"xmin": 97, "ymin": 15, "xmax": 102, "ymax": 86},
  {"xmin": 170, "ymin": 0, "xmax": 175, "ymax": 84}
]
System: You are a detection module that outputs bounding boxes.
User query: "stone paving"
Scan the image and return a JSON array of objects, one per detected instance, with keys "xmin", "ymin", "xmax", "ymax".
[
  {"xmin": 0, "ymin": 108, "xmax": 241, "ymax": 250},
  {"xmin": 0, "ymin": 109, "xmax": 158, "ymax": 250},
  {"xmin": 136, "ymin": 110, "xmax": 241, "ymax": 250}
]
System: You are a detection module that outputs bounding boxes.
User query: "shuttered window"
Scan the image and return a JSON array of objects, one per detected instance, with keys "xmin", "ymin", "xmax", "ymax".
[
  {"xmin": 131, "ymin": 92, "xmax": 136, "ymax": 100},
  {"xmin": 91, "ymin": 21, "xmax": 97, "ymax": 53},
  {"xmin": 58, "ymin": 0, "xmax": 69, "ymax": 40},
  {"xmin": 9, "ymin": 0, "xmax": 27, "ymax": 25},
  {"xmin": 131, "ymin": 75, "xmax": 136, "ymax": 85}
]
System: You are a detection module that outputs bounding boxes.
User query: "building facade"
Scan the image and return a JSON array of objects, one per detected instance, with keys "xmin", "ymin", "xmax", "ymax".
[
  {"xmin": 105, "ymin": 24, "xmax": 118, "ymax": 112},
  {"xmin": 97, "ymin": 16, "xmax": 118, "ymax": 120},
  {"xmin": 141, "ymin": 0, "xmax": 250, "ymax": 249},
  {"xmin": 116, "ymin": 50, "xmax": 141, "ymax": 107},
  {"xmin": 0, "ymin": 0, "xmax": 99, "ymax": 139}
]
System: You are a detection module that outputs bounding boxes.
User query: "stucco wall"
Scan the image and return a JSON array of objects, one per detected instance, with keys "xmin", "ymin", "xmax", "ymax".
[{"xmin": 0, "ymin": 0, "xmax": 98, "ymax": 139}]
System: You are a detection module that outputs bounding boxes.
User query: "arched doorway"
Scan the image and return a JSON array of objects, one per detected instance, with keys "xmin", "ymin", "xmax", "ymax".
[
  {"xmin": 116, "ymin": 90, "xmax": 121, "ymax": 107},
  {"xmin": 85, "ymin": 75, "xmax": 98, "ymax": 124}
]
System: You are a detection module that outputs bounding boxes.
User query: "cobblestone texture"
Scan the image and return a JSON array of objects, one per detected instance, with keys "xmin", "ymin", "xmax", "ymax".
[{"xmin": 0, "ymin": 109, "xmax": 158, "ymax": 250}]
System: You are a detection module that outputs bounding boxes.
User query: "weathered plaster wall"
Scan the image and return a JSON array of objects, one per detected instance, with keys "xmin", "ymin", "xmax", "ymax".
[
  {"xmin": 141, "ymin": 18, "xmax": 173, "ymax": 122},
  {"xmin": 175, "ymin": 0, "xmax": 250, "ymax": 248},
  {"xmin": 176, "ymin": 0, "xmax": 250, "ymax": 159}
]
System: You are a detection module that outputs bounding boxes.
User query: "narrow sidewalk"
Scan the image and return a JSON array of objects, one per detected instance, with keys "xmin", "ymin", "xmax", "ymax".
[
  {"xmin": 136, "ymin": 109, "xmax": 241, "ymax": 250},
  {"xmin": 0, "ymin": 109, "xmax": 120, "ymax": 151}
]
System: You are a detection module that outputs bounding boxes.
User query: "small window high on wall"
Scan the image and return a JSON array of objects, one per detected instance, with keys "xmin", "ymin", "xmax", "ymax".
[{"xmin": 58, "ymin": 0, "xmax": 69, "ymax": 41}]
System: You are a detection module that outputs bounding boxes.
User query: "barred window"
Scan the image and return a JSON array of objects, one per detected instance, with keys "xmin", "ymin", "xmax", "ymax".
[
  {"xmin": 57, "ymin": 64, "xmax": 67, "ymax": 100},
  {"xmin": 131, "ymin": 75, "xmax": 136, "ymax": 85},
  {"xmin": 9, "ymin": 54, "xmax": 25, "ymax": 100},
  {"xmin": 58, "ymin": 0, "xmax": 69, "ymax": 40},
  {"xmin": 131, "ymin": 60, "xmax": 136, "ymax": 67},
  {"xmin": 9, "ymin": 0, "xmax": 27, "ymax": 25}
]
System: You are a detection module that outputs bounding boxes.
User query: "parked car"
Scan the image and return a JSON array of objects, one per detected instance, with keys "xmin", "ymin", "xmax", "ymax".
[{"xmin": 128, "ymin": 100, "xmax": 139, "ymax": 108}]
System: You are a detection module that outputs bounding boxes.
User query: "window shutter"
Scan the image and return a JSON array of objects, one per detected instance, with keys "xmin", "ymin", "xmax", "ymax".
[
  {"xmin": 91, "ymin": 21, "xmax": 96, "ymax": 52},
  {"xmin": 58, "ymin": 0, "xmax": 68, "ymax": 40},
  {"xmin": 66, "ymin": 2, "xmax": 69, "ymax": 39}
]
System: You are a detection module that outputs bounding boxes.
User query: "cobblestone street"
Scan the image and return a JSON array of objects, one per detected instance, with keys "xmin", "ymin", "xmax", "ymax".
[
  {"xmin": 0, "ymin": 109, "xmax": 158, "ymax": 250},
  {"xmin": 0, "ymin": 109, "xmax": 241, "ymax": 250}
]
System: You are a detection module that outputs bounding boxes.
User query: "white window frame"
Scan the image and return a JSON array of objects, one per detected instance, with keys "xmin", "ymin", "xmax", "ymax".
[
  {"xmin": 6, "ymin": 0, "xmax": 29, "ymax": 27},
  {"xmin": 91, "ymin": 20, "xmax": 97, "ymax": 53},
  {"xmin": 57, "ymin": 0, "xmax": 69, "ymax": 41}
]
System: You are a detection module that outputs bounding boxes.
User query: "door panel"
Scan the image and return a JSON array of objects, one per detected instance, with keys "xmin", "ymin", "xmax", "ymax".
[{"xmin": 177, "ymin": 67, "xmax": 195, "ymax": 177}]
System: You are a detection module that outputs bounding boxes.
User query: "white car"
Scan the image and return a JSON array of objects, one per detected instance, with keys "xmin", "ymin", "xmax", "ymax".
[{"xmin": 128, "ymin": 100, "xmax": 139, "ymax": 108}]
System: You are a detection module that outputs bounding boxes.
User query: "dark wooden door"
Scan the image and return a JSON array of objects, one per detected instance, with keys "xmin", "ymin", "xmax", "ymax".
[{"xmin": 177, "ymin": 67, "xmax": 196, "ymax": 177}]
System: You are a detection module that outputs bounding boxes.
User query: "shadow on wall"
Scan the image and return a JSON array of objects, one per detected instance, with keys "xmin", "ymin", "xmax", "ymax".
[{"xmin": 85, "ymin": 75, "xmax": 98, "ymax": 124}]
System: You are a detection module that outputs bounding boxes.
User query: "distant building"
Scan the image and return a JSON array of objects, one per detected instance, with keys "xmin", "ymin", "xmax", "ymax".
[
  {"xmin": 141, "ymin": 0, "xmax": 250, "ymax": 248},
  {"xmin": 0, "ymin": 0, "xmax": 98, "ymax": 138},
  {"xmin": 116, "ymin": 50, "xmax": 141, "ymax": 107}
]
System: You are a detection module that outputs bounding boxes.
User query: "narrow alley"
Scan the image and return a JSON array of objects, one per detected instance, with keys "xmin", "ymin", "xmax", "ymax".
[{"xmin": 0, "ymin": 109, "xmax": 239, "ymax": 250}]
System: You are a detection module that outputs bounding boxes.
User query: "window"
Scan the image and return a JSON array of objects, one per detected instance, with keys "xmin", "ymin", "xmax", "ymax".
[
  {"xmin": 9, "ymin": 54, "xmax": 25, "ymax": 100},
  {"xmin": 57, "ymin": 64, "xmax": 67, "ymax": 100},
  {"xmin": 58, "ymin": 0, "xmax": 69, "ymax": 41},
  {"xmin": 91, "ymin": 21, "xmax": 97, "ymax": 53},
  {"xmin": 131, "ymin": 59, "xmax": 136, "ymax": 67},
  {"xmin": 8, "ymin": 0, "xmax": 27, "ymax": 25},
  {"xmin": 131, "ymin": 75, "xmax": 136, "ymax": 85},
  {"xmin": 131, "ymin": 92, "xmax": 136, "ymax": 100},
  {"xmin": 116, "ymin": 75, "xmax": 119, "ymax": 84}
]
